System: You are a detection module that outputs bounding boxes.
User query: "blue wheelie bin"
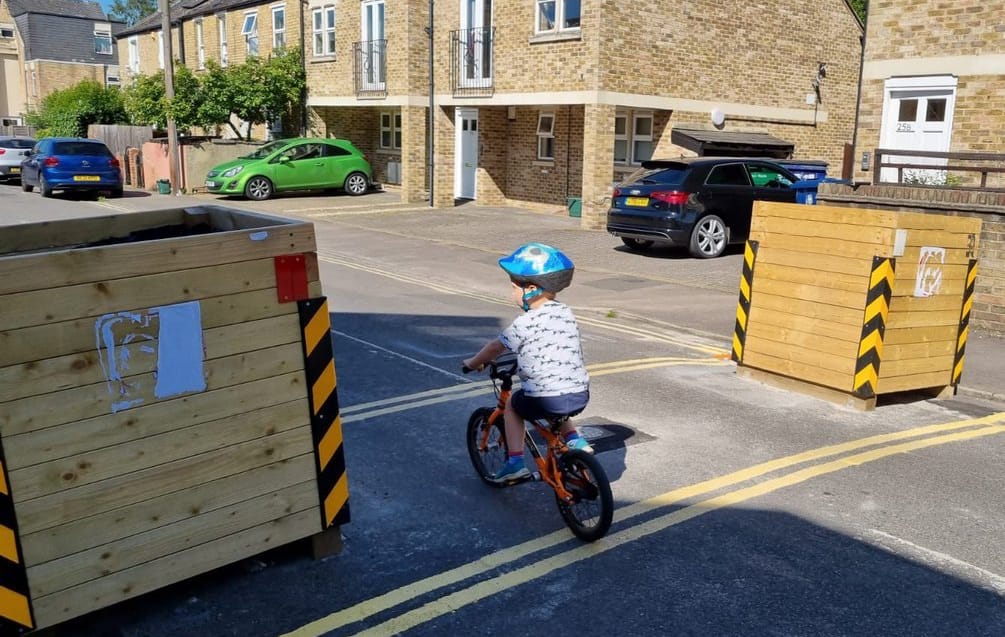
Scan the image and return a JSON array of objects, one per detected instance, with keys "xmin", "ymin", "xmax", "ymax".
[{"xmin": 792, "ymin": 177, "xmax": 851, "ymax": 205}]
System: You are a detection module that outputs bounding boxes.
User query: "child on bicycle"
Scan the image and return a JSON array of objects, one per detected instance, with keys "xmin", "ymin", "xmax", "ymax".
[{"xmin": 463, "ymin": 242, "xmax": 592, "ymax": 482}]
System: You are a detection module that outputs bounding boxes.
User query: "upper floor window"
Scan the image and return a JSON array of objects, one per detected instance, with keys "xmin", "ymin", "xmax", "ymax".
[
  {"xmin": 127, "ymin": 35, "xmax": 140, "ymax": 72},
  {"xmin": 272, "ymin": 5, "xmax": 286, "ymax": 49},
  {"xmin": 195, "ymin": 18, "xmax": 205, "ymax": 68},
  {"xmin": 94, "ymin": 24, "xmax": 113, "ymax": 55},
  {"xmin": 313, "ymin": 5, "xmax": 336, "ymax": 56},
  {"xmin": 537, "ymin": 112, "xmax": 555, "ymax": 160},
  {"xmin": 242, "ymin": 12, "xmax": 259, "ymax": 57},
  {"xmin": 0, "ymin": 25, "xmax": 15, "ymax": 39},
  {"xmin": 535, "ymin": 0, "xmax": 580, "ymax": 34},
  {"xmin": 217, "ymin": 14, "xmax": 229, "ymax": 66},
  {"xmin": 157, "ymin": 31, "xmax": 164, "ymax": 69}
]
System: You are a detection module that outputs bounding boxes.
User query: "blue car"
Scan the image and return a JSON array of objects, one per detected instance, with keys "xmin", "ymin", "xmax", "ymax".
[{"xmin": 21, "ymin": 137, "xmax": 123, "ymax": 198}]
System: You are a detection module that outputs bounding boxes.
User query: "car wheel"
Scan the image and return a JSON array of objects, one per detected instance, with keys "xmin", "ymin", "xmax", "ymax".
[
  {"xmin": 343, "ymin": 172, "xmax": 368, "ymax": 196},
  {"xmin": 39, "ymin": 175, "xmax": 53, "ymax": 198},
  {"xmin": 21, "ymin": 178, "xmax": 32, "ymax": 193},
  {"xmin": 244, "ymin": 176, "xmax": 273, "ymax": 201},
  {"xmin": 109, "ymin": 187, "xmax": 123, "ymax": 199},
  {"xmin": 621, "ymin": 237, "xmax": 655, "ymax": 252},
  {"xmin": 689, "ymin": 214, "xmax": 728, "ymax": 258}
]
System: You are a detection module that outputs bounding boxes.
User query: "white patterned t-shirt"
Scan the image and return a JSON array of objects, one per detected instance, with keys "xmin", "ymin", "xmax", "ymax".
[{"xmin": 498, "ymin": 300, "xmax": 590, "ymax": 397}]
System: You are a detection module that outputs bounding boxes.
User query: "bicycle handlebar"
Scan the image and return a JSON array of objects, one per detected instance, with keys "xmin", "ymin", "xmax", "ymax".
[{"xmin": 461, "ymin": 356, "xmax": 517, "ymax": 379}]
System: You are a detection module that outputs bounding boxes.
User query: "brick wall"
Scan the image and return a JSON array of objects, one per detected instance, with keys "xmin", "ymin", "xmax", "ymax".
[
  {"xmin": 502, "ymin": 106, "xmax": 584, "ymax": 208},
  {"xmin": 818, "ymin": 183, "xmax": 1005, "ymax": 335},
  {"xmin": 29, "ymin": 61, "xmax": 107, "ymax": 110}
]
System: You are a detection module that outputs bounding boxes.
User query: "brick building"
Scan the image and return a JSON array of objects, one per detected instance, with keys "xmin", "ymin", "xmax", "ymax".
[
  {"xmin": 0, "ymin": 0, "xmax": 123, "ymax": 121},
  {"xmin": 852, "ymin": 1, "xmax": 1005, "ymax": 187}
]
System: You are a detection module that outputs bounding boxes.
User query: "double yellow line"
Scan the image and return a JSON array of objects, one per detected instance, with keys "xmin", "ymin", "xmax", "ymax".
[{"xmin": 283, "ymin": 412, "xmax": 1005, "ymax": 637}]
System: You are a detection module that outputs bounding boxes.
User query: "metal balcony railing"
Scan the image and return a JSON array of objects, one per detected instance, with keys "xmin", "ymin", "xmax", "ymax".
[
  {"xmin": 353, "ymin": 39, "xmax": 387, "ymax": 97},
  {"xmin": 451, "ymin": 27, "xmax": 494, "ymax": 96},
  {"xmin": 874, "ymin": 148, "xmax": 1005, "ymax": 191}
]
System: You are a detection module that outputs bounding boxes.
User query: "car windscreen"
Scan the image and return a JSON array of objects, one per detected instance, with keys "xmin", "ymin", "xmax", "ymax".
[
  {"xmin": 53, "ymin": 142, "xmax": 112, "ymax": 156},
  {"xmin": 622, "ymin": 166, "xmax": 688, "ymax": 186},
  {"xmin": 0, "ymin": 139, "xmax": 34, "ymax": 149},
  {"xmin": 242, "ymin": 140, "xmax": 287, "ymax": 159}
]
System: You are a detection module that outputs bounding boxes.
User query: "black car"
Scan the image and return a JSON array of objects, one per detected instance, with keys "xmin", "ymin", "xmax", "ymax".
[{"xmin": 607, "ymin": 157, "xmax": 799, "ymax": 258}]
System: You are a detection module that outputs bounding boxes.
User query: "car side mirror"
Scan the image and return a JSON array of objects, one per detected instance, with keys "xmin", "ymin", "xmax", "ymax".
[{"xmin": 279, "ymin": 155, "xmax": 291, "ymax": 163}]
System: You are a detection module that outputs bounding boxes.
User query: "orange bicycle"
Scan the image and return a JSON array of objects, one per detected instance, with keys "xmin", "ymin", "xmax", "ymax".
[{"xmin": 463, "ymin": 356, "xmax": 613, "ymax": 542}]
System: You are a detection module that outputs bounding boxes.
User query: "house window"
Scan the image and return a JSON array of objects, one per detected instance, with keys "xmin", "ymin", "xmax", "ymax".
[
  {"xmin": 272, "ymin": 5, "xmax": 286, "ymax": 49},
  {"xmin": 127, "ymin": 35, "xmax": 139, "ymax": 73},
  {"xmin": 537, "ymin": 112, "xmax": 555, "ymax": 160},
  {"xmin": 158, "ymin": 31, "xmax": 164, "ymax": 69},
  {"xmin": 242, "ymin": 12, "xmax": 259, "ymax": 57},
  {"xmin": 1, "ymin": 25, "xmax": 16, "ymax": 39},
  {"xmin": 94, "ymin": 24, "xmax": 113, "ymax": 55},
  {"xmin": 380, "ymin": 111, "xmax": 401, "ymax": 149},
  {"xmin": 106, "ymin": 75, "xmax": 120, "ymax": 87},
  {"xmin": 631, "ymin": 112, "xmax": 653, "ymax": 164},
  {"xmin": 218, "ymin": 13, "xmax": 228, "ymax": 66},
  {"xmin": 613, "ymin": 113, "xmax": 628, "ymax": 163},
  {"xmin": 535, "ymin": 0, "xmax": 580, "ymax": 34},
  {"xmin": 313, "ymin": 5, "xmax": 336, "ymax": 56},
  {"xmin": 195, "ymin": 19, "xmax": 205, "ymax": 68}
]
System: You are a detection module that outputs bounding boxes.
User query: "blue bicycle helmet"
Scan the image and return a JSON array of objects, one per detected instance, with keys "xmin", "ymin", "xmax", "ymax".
[{"xmin": 499, "ymin": 243, "xmax": 575, "ymax": 309}]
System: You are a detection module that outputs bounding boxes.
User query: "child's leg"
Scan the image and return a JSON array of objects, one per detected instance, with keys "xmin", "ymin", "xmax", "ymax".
[{"xmin": 503, "ymin": 393, "xmax": 526, "ymax": 455}]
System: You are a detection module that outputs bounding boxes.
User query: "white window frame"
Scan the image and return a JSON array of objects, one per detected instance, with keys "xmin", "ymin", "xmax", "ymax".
[
  {"xmin": 312, "ymin": 5, "xmax": 336, "ymax": 57},
  {"xmin": 272, "ymin": 5, "xmax": 286, "ymax": 49},
  {"xmin": 613, "ymin": 111, "xmax": 628, "ymax": 164},
  {"xmin": 242, "ymin": 11, "xmax": 259, "ymax": 57},
  {"xmin": 0, "ymin": 25, "xmax": 14, "ymax": 39},
  {"xmin": 195, "ymin": 18, "xmax": 205, "ymax": 68},
  {"xmin": 218, "ymin": 13, "xmax": 228, "ymax": 66},
  {"xmin": 127, "ymin": 35, "xmax": 140, "ymax": 73},
  {"xmin": 157, "ymin": 31, "xmax": 164, "ymax": 69},
  {"xmin": 379, "ymin": 111, "xmax": 401, "ymax": 150},
  {"xmin": 537, "ymin": 111, "xmax": 555, "ymax": 161},
  {"xmin": 94, "ymin": 23, "xmax": 113, "ymax": 55},
  {"xmin": 630, "ymin": 111, "xmax": 653, "ymax": 165},
  {"xmin": 535, "ymin": 0, "xmax": 580, "ymax": 34}
]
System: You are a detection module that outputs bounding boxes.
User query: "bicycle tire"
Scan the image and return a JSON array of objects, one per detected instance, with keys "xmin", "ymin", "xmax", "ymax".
[
  {"xmin": 466, "ymin": 407, "xmax": 508, "ymax": 488},
  {"xmin": 555, "ymin": 450, "xmax": 613, "ymax": 542}
]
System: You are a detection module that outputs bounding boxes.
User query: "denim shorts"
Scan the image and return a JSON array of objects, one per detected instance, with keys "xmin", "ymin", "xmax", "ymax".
[{"xmin": 511, "ymin": 389, "xmax": 589, "ymax": 421}]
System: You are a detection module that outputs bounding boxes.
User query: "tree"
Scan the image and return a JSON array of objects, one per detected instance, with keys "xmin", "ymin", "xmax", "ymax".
[
  {"xmin": 122, "ymin": 65, "xmax": 202, "ymax": 132},
  {"xmin": 108, "ymin": 0, "xmax": 157, "ymax": 26},
  {"xmin": 849, "ymin": 0, "xmax": 868, "ymax": 23},
  {"xmin": 227, "ymin": 49, "xmax": 306, "ymax": 139},
  {"xmin": 25, "ymin": 80, "xmax": 128, "ymax": 137}
]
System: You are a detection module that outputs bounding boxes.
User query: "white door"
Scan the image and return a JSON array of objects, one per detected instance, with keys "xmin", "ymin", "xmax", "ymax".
[
  {"xmin": 455, "ymin": 108, "xmax": 478, "ymax": 200},
  {"xmin": 459, "ymin": 0, "xmax": 492, "ymax": 88},
  {"xmin": 361, "ymin": 0, "xmax": 385, "ymax": 91},
  {"xmin": 879, "ymin": 77, "xmax": 956, "ymax": 184}
]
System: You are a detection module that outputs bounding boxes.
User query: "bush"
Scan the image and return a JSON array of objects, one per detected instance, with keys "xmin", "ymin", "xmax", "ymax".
[{"xmin": 26, "ymin": 80, "xmax": 127, "ymax": 137}]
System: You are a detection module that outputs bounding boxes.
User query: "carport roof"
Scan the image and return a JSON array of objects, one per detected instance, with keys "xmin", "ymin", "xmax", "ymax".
[{"xmin": 671, "ymin": 126, "xmax": 795, "ymax": 159}]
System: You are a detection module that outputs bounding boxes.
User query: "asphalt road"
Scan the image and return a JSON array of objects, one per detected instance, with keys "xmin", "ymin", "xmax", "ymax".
[{"xmin": 3, "ymin": 185, "xmax": 1004, "ymax": 637}]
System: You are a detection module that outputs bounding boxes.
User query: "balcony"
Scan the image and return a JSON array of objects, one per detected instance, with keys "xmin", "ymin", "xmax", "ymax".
[
  {"xmin": 874, "ymin": 148, "xmax": 1005, "ymax": 191},
  {"xmin": 451, "ymin": 27, "xmax": 494, "ymax": 96},
  {"xmin": 353, "ymin": 39, "xmax": 387, "ymax": 98}
]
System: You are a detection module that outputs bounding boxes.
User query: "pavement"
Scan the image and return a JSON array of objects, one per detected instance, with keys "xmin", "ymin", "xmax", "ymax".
[{"xmin": 103, "ymin": 185, "xmax": 1005, "ymax": 405}]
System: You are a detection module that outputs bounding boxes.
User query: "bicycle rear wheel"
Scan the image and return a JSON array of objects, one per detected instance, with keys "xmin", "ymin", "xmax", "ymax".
[
  {"xmin": 555, "ymin": 450, "xmax": 613, "ymax": 542},
  {"xmin": 466, "ymin": 407, "xmax": 508, "ymax": 488}
]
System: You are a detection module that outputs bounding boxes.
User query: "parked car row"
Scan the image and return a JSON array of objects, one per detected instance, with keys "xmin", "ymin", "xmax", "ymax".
[{"xmin": 0, "ymin": 135, "xmax": 123, "ymax": 198}]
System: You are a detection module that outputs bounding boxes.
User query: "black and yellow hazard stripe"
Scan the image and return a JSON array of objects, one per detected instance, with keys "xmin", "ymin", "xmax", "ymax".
[
  {"xmin": 298, "ymin": 297, "xmax": 351, "ymax": 529},
  {"xmin": 731, "ymin": 240, "xmax": 759, "ymax": 363},
  {"xmin": 853, "ymin": 256, "xmax": 896, "ymax": 398},
  {"xmin": 0, "ymin": 441, "xmax": 34, "ymax": 634},
  {"xmin": 952, "ymin": 259, "xmax": 978, "ymax": 386}
]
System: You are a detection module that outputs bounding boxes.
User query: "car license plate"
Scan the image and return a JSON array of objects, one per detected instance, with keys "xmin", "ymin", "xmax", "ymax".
[
  {"xmin": 9, "ymin": 167, "xmax": 18, "ymax": 174},
  {"xmin": 205, "ymin": 180, "xmax": 217, "ymax": 188},
  {"xmin": 625, "ymin": 196, "xmax": 649, "ymax": 207},
  {"xmin": 73, "ymin": 175, "xmax": 100, "ymax": 182}
]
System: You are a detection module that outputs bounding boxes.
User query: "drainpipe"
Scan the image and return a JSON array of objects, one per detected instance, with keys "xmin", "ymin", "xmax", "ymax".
[
  {"xmin": 850, "ymin": 11, "xmax": 868, "ymax": 180},
  {"xmin": 426, "ymin": 0, "xmax": 435, "ymax": 206},
  {"xmin": 300, "ymin": 0, "xmax": 308, "ymax": 135}
]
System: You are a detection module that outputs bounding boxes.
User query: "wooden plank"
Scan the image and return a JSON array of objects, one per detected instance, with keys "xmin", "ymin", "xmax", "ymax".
[
  {"xmin": 5, "ymin": 372, "xmax": 306, "ymax": 470},
  {"xmin": 0, "ymin": 258, "xmax": 282, "ymax": 332},
  {"xmin": 1, "ymin": 341, "xmax": 306, "ymax": 438},
  {"xmin": 749, "ymin": 230, "xmax": 894, "ymax": 261},
  {"xmin": 750, "ymin": 291, "xmax": 864, "ymax": 325},
  {"xmin": 27, "ymin": 481, "xmax": 318, "ymax": 597},
  {"xmin": 894, "ymin": 228, "xmax": 981, "ymax": 249},
  {"xmin": 737, "ymin": 365, "xmax": 875, "ymax": 411},
  {"xmin": 749, "ymin": 277, "xmax": 868, "ymax": 311},
  {"xmin": 744, "ymin": 336, "xmax": 857, "ymax": 377},
  {"xmin": 0, "ymin": 209, "xmax": 186, "ymax": 255},
  {"xmin": 10, "ymin": 400, "xmax": 309, "ymax": 501},
  {"xmin": 883, "ymin": 341, "xmax": 955, "ymax": 361},
  {"xmin": 751, "ymin": 216, "xmax": 892, "ymax": 246},
  {"xmin": 753, "ymin": 201, "xmax": 899, "ymax": 228},
  {"xmin": 14, "ymin": 425, "xmax": 313, "ymax": 534},
  {"xmin": 204, "ymin": 206, "xmax": 311, "ymax": 231},
  {"xmin": 885, "ymin": 309, "xmax": 961, "ymax": 330},
  {"xmin": 740, "ymin": 350, "xmax": 853, "ymax": 392},
  {"xmin": 31, "ymin": 507, "xmax": 320, "ymax": 629},
  {"xmin": 755, "ymin": 245, "xmax": 875, "ymax": 278},
  {"xmin": 0, "ymin": 313, "xmax": 303, "ymax": 404},
  {"xmin": 0, "ymin": 281, "xmax": 321, "ymax": 368},
  {"xmin": 880, "ymin": 355, "xmax": 955, "ymax": 378},
  {"xmin": 893, "ymin": 245, "xmax": 978, "ymax": 266},
  {"xmin": 746, "ymin": 322, "xmax": 859, "ymax": 360},
  {"xmin": 877, "ymin": 371, "xmax": 954, "ymax": 394},
  {"xmin": 755, "ymin": 262, "xmax": 868, "ymax": 294},
  {"xmin": 747, "ymin": 307, "xmax": 863, "ymax": 343},
  {"xmin": 884, "ymin": 326, "xmax": 959, "ymax": 346},
  {"xmin": 20, "ymin": 454, "xmax": 315, "ymax": 566},
  {"xmin": 889, "ymin": 294, "xmax": 967, "ymax": 314},
  {"xmin": 893, "ymin": 211, "xmax": 983, "ymax": 233},
  {"xmin": 892, "ymin": 273, "xmax": 967, "ymax": 298},
  {"xmin": 0, "ymin": 224, "xmax": 316, "ymax": 295}
]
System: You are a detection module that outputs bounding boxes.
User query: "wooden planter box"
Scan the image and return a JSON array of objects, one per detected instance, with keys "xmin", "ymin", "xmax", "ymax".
[
  {"xmin": 0, "ymin": 207, "xmax": 348, "ymax": 633},
  {"xmin": 732, "ymin": 201, "xmax": 982, "ymax": 410}
]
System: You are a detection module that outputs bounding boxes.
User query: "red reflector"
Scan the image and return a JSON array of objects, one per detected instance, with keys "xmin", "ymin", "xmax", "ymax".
[
  {"xmin": 612, "ymin": 188, "xmax": 622, "ymax": 198},
  {"xmin": 44, "ymin": 157, "xmax": 59, "ymax": 167},
  {"xmin": 110, "ymin": 157, "xmax": 121, "ymax": 168},
  {"xmin": 651, "ymin": 191, "xmax": 690, "ymax": 205},
  {"xmin": 0, "ymin": 149, "xmax": 5, "ymax": 155}
]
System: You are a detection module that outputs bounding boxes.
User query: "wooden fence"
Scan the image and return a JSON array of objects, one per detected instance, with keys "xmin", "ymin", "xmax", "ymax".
[{"xmin": 87, "ymin": 124, "xmax": 155, "ymax": 158}]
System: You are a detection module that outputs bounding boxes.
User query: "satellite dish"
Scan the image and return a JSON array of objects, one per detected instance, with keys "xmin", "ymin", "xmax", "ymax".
[{"xmin": 711, "ymin": 109, "xmax": 725, "ymax": 127}]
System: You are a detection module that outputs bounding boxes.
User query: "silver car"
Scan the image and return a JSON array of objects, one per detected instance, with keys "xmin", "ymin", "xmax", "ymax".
[{"xmin": 0, "ymin": 136, "xmax": 35, "ymax": 182}]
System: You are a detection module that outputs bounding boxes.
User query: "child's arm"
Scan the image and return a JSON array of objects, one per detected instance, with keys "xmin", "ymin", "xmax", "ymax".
[{"xmin": 463, "ymin": 338, "xmax": 508, "ymax": 371}]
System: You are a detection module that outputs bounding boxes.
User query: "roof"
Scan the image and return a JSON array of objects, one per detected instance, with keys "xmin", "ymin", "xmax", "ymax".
[
  {"xmin": 670, "ymin": 127, "xmax": 795, "ymax": 159},
  {"xmin": 14, "ymin": 9, "xmax": 122, "ymax": 65},
  {"xmin": 7, "ymin": 0, "xmax": 111, "ymax": 21},
  {"xmin": 118, "ymin": 0, "xmax": 263, "ymax": 36}
]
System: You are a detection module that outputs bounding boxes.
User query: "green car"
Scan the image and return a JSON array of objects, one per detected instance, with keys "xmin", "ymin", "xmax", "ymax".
[{"xmin": 204, "ymin": 137, "xmax": 372, "ymax": 200}]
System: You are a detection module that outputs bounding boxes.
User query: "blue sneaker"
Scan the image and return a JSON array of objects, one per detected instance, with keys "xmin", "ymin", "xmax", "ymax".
[
  {"xmin": 565, "ymin": 436, "xmax": 594, "ymax": 454},
  {"xmin": 493, "ymin": 457, "xmax": 530, "ymax": 482}
]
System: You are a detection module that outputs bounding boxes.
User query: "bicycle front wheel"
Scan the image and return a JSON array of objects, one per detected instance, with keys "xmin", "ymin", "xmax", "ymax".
[
  {"xmin": 555, "ymin": 450, "xmax": 613, "ymax": 542},
  {"xmin": 466, "ymin": 407, "xmax": 508, "ymax": 488}
]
